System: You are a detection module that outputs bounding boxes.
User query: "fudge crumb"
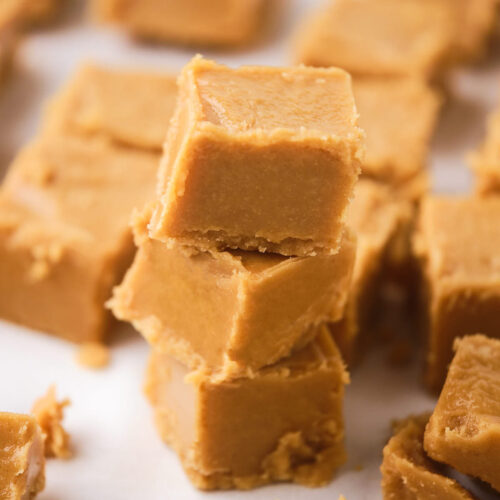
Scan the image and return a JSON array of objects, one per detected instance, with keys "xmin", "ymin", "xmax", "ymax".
[
  {"xmin": 76, "ymin": 342, "xmax": 110, "ymax": 369},
  {"xmin": 31, "ymin": 385, "xmax": 72, "ymax": 459},
  {"xmin": 387, "ymin": 338, "xmax": 413, "ymax": 367}
]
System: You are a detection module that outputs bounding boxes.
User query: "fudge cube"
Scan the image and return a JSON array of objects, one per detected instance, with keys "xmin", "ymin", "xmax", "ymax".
[
  {"xmin": 424, "ymin": 335, "xmax": 500, "ymax": 492},
  {"xmin": 149, "ymin": 56, "xmax": 364, "ymax": 257},
  {"xmin": 145, "ymin": 326, "xmax": 349, "ymax": 490},
  {"xmin": 381, "ymin": 414, "xmax": 474, "ymax": 500},
  {"xmin": 110, "ymin": 206, "xmax": 356, "ymax": 379},
  {"xmin": 414, "ymin": 196, "xmax": 500, "ymax": 391},
  {"xmin": 0, "ymin": 412, "xmax": 45, "ymax": 499},
  {"xmin": 43, "ymin": 64, "xmax": 178, "ymax": 151}
]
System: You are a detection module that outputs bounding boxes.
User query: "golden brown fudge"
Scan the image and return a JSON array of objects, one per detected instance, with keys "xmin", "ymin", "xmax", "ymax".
[
  {"xmin": 381, "ymin": 414, "xmax": 475, "ymax": 500},
  {"xmin": 43, "ymin": 64, "xmax": 178, "ymax": 151},
  {"xmin": 93, "ymin": 0, "xmax": 266, "ymax": 47},
  {"xmin": 0, "ymin": 135, "xmax": 157, "ymax": 342},
  {"xmin": 294, "ymin": 0, "xmax": 453, "ymax": 79},
  {"xmin": 414, "ymin": 196, "xmax": 500, "ymax": 391},
  {"xmin": 330, "ymin": 180, "xmax": 412, "ymax": 363},
  {"xmin": 0, "ymin": 412, "xmax": 45, "ymax": 499},
  {"xmin": 111, "ymin": 205, "xmax": 356, "ymax": 379},
  {"xmin": 424, "ymin": 335, "xmax": 500, "ymax": 492},
  {"xmin": 20, "ymin": 0, "xmax": 62, "ymax": 26},
  {"xmin": 145, "ymin": 326, "xmax": 349, "ymax": 490},
  {"xmin": 0, "ymin": 1, "xmax": 22, "ymax": 85},
  {"xmin": 149, "ymin": 56, "xmax": 364, "ymax": 257},
  {"xmin": 353, "ymin": 77, "xmax": 441, "ymax": 193}
]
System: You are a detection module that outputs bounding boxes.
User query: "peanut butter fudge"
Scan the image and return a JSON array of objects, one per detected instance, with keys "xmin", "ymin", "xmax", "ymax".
[
  {"xmin": 294, "ymin": 0, "xmax": 453, "ymax": 79},
  {"xmin": 0, "ymin": 135, "xmax": 158, "ymax": 342},
  {"xmin": 381, "ymin": 414, "xmax": 474, "ymax": 500},
  {"xmin": 414, "ymin": 197, "xmax": 500, "ymax": 391},
  {"xmin": 424, "ymin": 335, "xmax": 500, "ymax": 492},
  {"xmin": 0, "ymin": 412, "xmax": 45, "ymax": 499},
  {"xmin": 43, "ymin": 64, "xmax": 178, "ymax": 151},
  {"xmin": 145, "ymin": 326, "xmax": 349, "ymax": 490},
  {"xmin": 93, "ymin": 0, "xmax": 265, "ymax": 47},
  {"xmin": 110, "ymin": 206, "xmax": 356, "ymax": 379},
  {"xmin": 149, "ymin": 56, "xmax": 364, "ymax": 257}
]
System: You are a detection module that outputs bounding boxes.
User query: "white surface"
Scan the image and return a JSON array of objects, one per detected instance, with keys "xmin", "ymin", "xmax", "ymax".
[{"xmin": 0, "ymin": 2, "xmax": 499, "ymax": 499}]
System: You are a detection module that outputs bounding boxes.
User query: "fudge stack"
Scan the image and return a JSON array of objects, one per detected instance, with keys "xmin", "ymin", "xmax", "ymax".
[{"xmin": 110, "ymin": 55, "xmax": 364, "ymax": 490}]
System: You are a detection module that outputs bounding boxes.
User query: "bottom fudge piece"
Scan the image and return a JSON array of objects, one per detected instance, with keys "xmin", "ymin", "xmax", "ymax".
[
  {"xmin": 381, "ymin": 414, "xmax": 474, "ymax": 500},
  {"xmin": 145, "ymin": 325, "xmax": 348, "ymax": 490},
  {"xmin": 0, "ymin": 412, "xmax": 45, "ymax": 499},
  {"xmin": 424, "ymin": 334, "xmax": 500, "ymax": 492}
]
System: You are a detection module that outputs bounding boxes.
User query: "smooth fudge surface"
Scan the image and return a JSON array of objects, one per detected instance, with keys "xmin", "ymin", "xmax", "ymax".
[
  {"xmin": 149, "ymin": 56, "xmax": 364, "ymax": 257},
  {"xmin": 0, "ymin": 412, "xmax": 45, "ymax": 499},
  {"xmin": 43, "ymin": 64, "xmax": 178, "ymax": 151},
  {"xmin": 145, "ymin": 326, "xmax": 349, "ymax": 490},
  {"xmin": 381, "ymin": 414, "xmax": 474, "ymax": 500},
  {"xmin": 0, "ymin": 135, "xmax": 157, "ymax": 342},
  {"xmin": 111, "ymin": 205, "xmax": 356, "ymax": 379},
  {"xmin": 424, "ymin": 335, "xmax": 500, "ymax": 492},
  {"xmin": 294, "ymin": 0, "xmax": 453, "ymax": 79},
  {"xmin": 414, "ymin": 196, "xmax": 500, "ymax": 391},
  {"xmin": 93, "ymin": 0, "xmax": 265, "ymax": 46}
]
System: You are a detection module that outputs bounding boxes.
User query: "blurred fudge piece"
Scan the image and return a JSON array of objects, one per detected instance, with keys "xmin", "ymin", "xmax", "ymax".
[
  {"xmin": 0, "ymin": 412, "xmax": 45, "ymax": 499},
  {"xmin": 381, "ymin": 414, "xmax": 475, "ymax": 500},
  {"xmin": 145, "ymin": 326, "xmax": 349, "ymax": 490},
  {"xmin": 149, "ymin": 56, "xmax": 364, "ymax": 257},
  {"xmin": 110, "ymin": 205, "xmax": 356, "ymax": 379},
  {"xmin": 413, "ymin": 196, "xmax": 500, "ymax": 391},
  {"xmin": 424, "ymin": 334, "xmax": 500, "ymax": 492},
  {"xmin": 0, "ymin": 0, "xmax": 22, "ymax": 84},
  {"xmin": 21, "ymin": 0, "xmax": 63, "ymax": 26}
]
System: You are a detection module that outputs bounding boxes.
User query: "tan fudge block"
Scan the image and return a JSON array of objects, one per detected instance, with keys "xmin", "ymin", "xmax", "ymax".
[
  {"xmin": 381, "ymin": 414, "xmax": 474, "ymax": 500},
  {"xmin": 111, "ymin": 206, "xmax": 355, "ymax": 379},
  {"xmin": 330, "ymin": 180, "xmax": 412, "ymax": 363},
  {"xmin": 294, "ymin": 0, "xmax": 453, "ymax": 79},
  {"xmin": 93, "ymin": 0, "xmax": 265, "ymax": 47},
  {"xmin": 414, "ymin": 197, "xmax": 500, "ymax": 391},
  {"xmin": 145, "ymin": 326, "xmax": 349, "ymax": 490},
  {"xmin": 43, "ymin": 64, "xmax": 178, "ymax": 151},
  {"xmin": 424, "ymin": 335, "xmax": 500, "ymax": 492},
  {"xmin": 149, "ymin": 56, "xmax": 363, "ymax": 257},
  {"xmin": 353, "ymin": 77, "xmax": 441, "ymax": 192},
  {"xmin": 0, "ymin": 412, "xmax": 45, "ymax": 499},
  {"xmin": 0, "ymin": 135, "xmax": 157, "ymax": 342}
]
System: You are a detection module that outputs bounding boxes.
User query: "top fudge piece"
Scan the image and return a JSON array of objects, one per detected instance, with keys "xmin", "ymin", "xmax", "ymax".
[
  {"xmin": 414, "ymin": 196, "xmax": 500, "ymax": 391},
  {"xmin": 149, "ymin": 56, "xmax": 363, "ymax": 257},
  {"xmin": 43, "ymin": 64, "xmax": 178, "ymax": 151},
  {"xmin": 424, "ymin": 334, "xmax": 500, "ymax": 492}
]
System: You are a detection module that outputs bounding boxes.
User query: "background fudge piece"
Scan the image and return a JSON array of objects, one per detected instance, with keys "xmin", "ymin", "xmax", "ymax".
[
  {"xmin": 294, "ymin": 0, "xmax": 453, "ymax": 80},
  {"xmin": 144, "ymin": 326, "xmax": 349, "ymax": 490},
  {"xmin": 0, "ymin": 0, "xmax": 22, "ymax": 86},
  {"xmin": 92, "ymin": 0, "xmax": 266, "ymax": 47},
  {"xmin": 149, "ymin": 56, "xmax": 364, "ymax": 257},
  {"xmin": 0, "ymin": 412, "xmax": 45, "ymax": 499},
  {"xmin": 352, "ymin": 77, "xmax": 441, "ymax": 199},
  {"xmin": 413, "ymin": 196, "xmax": 500, "ymax": 392},
  {"xmin": 111, "ymin": 205, "xmax": 356, "ymax": 379},
  {"xmin": 0, "ymin": 135, "xmax": 157, "ymax": 342},
  {"xmin": 330, "ymin": 180, "xmax": 413, "ymax": 364},
  {"xmin": 43, "ymin": 64, "xmax": 178, "ymax": 151},
  {"xmin": 19, "ymin": 0, "xmax": 63, "ymax": 26},
  {"xmin": 381, "ymin": 414, "xmax": 475, "ymax": 500},
  {"xmin": 424, "ymin": 335, "xmax": 500, "ymax": 492}
]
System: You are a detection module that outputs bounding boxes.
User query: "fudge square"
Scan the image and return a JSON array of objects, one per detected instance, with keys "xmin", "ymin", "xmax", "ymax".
[
  {"xmin": 381, "ymin": 414, "xmax": 474, "ymax": 500},
  {"xmin": 414, "ymin": 196, "xmax": 500, "ymax": 391},
  {"xmin": 424, "ymin": 335, "xmax": 500, "ymax": 492},
  {"xmin": 0, "ymin": 135, "xmax": 158, "ymax": 342},
  {"xmin": 42, "ymin": 64, "xmax": 178, "ymax": 151},
  {"xmin": 110, "ymin": 205, "xmax": 356, "ymax": 379},
  {"xmin": 149, "ymin": 56, "xmax": 364, "ymax": 257},
  {"xmin": 0, "ymin": 412, "xmax": 45, "ymax": 499},
  {"xmin": 145, "ymin": 325, "xmax": 349, "ymax": 490}
]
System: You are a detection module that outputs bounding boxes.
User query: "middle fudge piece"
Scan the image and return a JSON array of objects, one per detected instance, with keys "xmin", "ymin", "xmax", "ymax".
[
  {"xmin": 149, "ymin": 56, "xmax": 364, "ymax": 257},
  {"xmin": 111, "ymin": 207, "xmax": 356, "ymax": 379}
]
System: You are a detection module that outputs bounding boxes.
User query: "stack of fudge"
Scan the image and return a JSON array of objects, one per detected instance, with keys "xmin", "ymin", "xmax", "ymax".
[{"xmin": 110, "ymin": 55, "xmax": 364, "ymax": 489}]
